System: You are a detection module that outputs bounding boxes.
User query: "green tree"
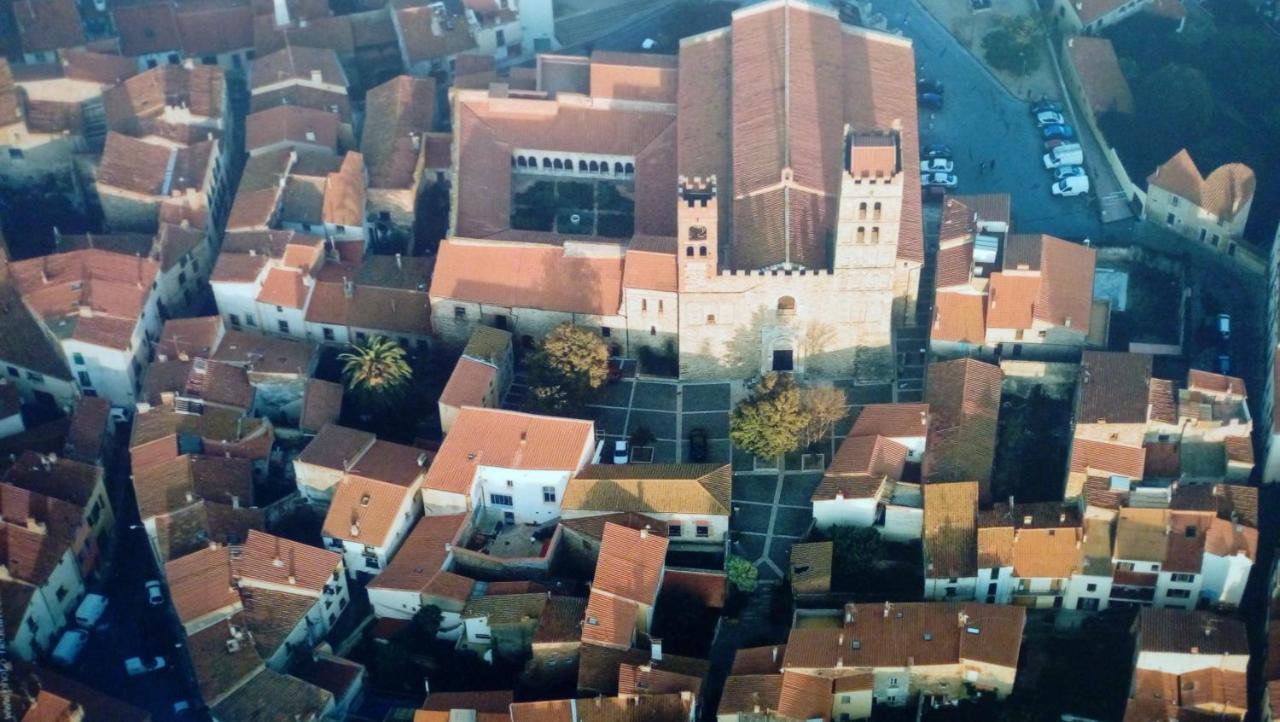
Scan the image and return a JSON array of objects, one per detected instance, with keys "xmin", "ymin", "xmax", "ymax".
[
  {"xmin": 798, "ymin": 384, "xmax": 849, "ymax": 448},
  {"xmin": 726, "ymin": 555, "xmax": 759, "ymax": 593},
  {"xmin": 981, "ymin": 16, "xmax": 1042, "ymax": 76},
  {"xmin": 405, "ymin": 604, "xmax": 443, "ymax": 652},
  {"xmin": 339, "ymin": 336, "xmax": 412, "ymax": 403},
  {"xmin": 729, "ymin": 372, "xmax": 808, "ymax": 459},
  {"xmin": 825, "ymin": 526, "xmax": 886, "ymax": 590},
  {"xmin": 524, "ymin": 323, "xmax": 609, "ymax": 415}
]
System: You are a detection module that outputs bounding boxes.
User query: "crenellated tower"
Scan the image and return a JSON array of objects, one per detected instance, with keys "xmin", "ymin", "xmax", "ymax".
[{"xmin": 677, "ymin": 175, "xmax": 717, "ymax": 291}]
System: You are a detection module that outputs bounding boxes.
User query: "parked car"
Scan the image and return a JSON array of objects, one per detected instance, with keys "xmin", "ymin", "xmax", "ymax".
[
  {"xmin": 918, "ymin": 92, "xmax": 943, "ymax": 110},
  {"xmin": 145, "ymin": 580, "xmax": 164, "ymax": 606},
  {"xmin": 922, "ymin": 172, "xmax": 958, "ymax": 188},
  {"xmin": 51, "ymin": 629, "xmax": 89, "ymax": 667},
  {"xmin": 125, "ymin": 656, "xmax": 167, "ymax": 676},
  {"xmin": 1217, "ymin": 313, "xmax": 1231, "ymax": 339},
  {"xmin": 1043, "ymin": 138, "xmax": 1071, "ymax": 152},
  {"xmin": 74, "ymin": 593, "xmax": 108, "ymax": 628},
  {"xmin": 1054, "ymin": 165, "xmax": 1086, "ymax": 181},
  {"xmin": 1043, "ymin": 143, "xmax": 1084, "ymax": 169},
  {"xmin": 918, "ymin": 79, "xmax": 944, "ymax": 96},
  {"xmin": 1217, "ymin": 355, "xmax": 1231, "ymax": 374},
  {"xmin": 920, "ymin": 158, "xmax": 955, "ymax": 173},
  {"xmin": 688, "ymin": 428, "xmax": 709, "ymax": 463},
  {"xmin": 922, "ymin": 143, "xmax": 953, "ymax": 159},
  {"xmin": 1031, "ymin": 98, "xmax": 1062, "ymax": 115},
  {"xmin": 1035, "ymin": 110, "xmax": 1066, "ymax": 127},
  {"xmin": 612, "ymin": 439, "xmax": 629, "ymax": 464},
  {"xmin": 1041, "ymin": 124, "xmax": 1075, "ymax": 141},
  {"xmin": 1051, "ymin": 175, "xmax": 1091, "ymax": 197}
]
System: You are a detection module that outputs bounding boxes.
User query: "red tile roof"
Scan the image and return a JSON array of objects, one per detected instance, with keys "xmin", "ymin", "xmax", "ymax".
[
  {"xmin": 367, "ymin": 513, "xmax": 468, "ymax": 594},
  {"xmin": 932, "ymin": 291, "xmax": 986, "ymax": 343},
  {"xmin": 425, "ymin": 408, "xmax": 593, "ymax": 495},
  {"xmin": 1066, "ymin": 37, "xmax": 1134, "ymax": 115},
  {"xmin": 439, "ymin": 356, "xmax": 497, "ymax": 410},
  {"xmin": 245, "ymin": 104, "xmax": 339, "ymax": 153},
  {"xmin": 924, "ymin": 359, "xmax": 1001, "ymax": 498},
  {"xmin": 431, "ymin": 240, "xmax": 625, "ymax": 317},
  {"xmin": 233, "ymin": 529, "xmax": 341, "ymax": 592},
  {"xmin": 592, "ymin": 523, "xmax": 668, "ymax": 606},
  {"xmin": 1069, "ymin": 437, "xmax": 1146, "ymax": 479},
  {"xmin": 1147, "ymin": 150, "xmax": 1255, "ymax": 221},
  {"xmin": 14, "ymin": 0, "xmax": 84, "ymax": 54},
  {"xmin": 165, "ymin": 545, "xmax": 241, "ymax": 625},
  {"xmin": 362, "ymin": 75, "xmax": 435, "ymax": 189},
  {"xmin": 1078, "ymin": 351, "xmax": 1153, "ymax": 425},
  {"xmin": 111, "ymin": 1, "xmax": 181, "ymax": 55}
]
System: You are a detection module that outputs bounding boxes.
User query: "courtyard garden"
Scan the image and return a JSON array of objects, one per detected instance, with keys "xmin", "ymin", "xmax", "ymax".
[{"xmin": 510, "ymin": 177, "xmax": 635, "ymax": 238}]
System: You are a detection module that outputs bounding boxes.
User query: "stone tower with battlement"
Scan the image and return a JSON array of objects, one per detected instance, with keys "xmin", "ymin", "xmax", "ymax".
[{"xmin": 677, "ymin": 175, "xmax": 718, "ymax": 291}]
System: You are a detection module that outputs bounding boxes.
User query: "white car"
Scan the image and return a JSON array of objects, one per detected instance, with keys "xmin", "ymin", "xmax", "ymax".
[
  {"xmin": 125, "ymin": 656, "xmax": 167, "ymax": 676},
  {"xmin": 1051, "ymin": 175, "xmax": 1090, "ymax": 197},
  {"xmin": 145, "ymin": 580, "xmax": 164, "ymax": 606},
  {"xmin": 51, "ymin": 629, "xmax": 89, "ymax": 667},
  {"xmin": 921, "ymin": 172, "xmax": 958, "ymax": 189},
  {"xmin": 920, "ymin": 158, "xmax": 954, "ymax": 173},
  {"xmin": 1035, "ymin": 109, "xmax": 1066, "ymax": 127},
  {"xmin": 1054, "ymin": 165, "xmax": 1086, "ymax": 181},
  {"xmin": 612, "ymin": 440, "xmax": 629, "ymax": 464}
]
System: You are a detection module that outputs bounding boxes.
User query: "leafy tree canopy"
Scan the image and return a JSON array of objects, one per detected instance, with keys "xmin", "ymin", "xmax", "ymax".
[{"xmin": 729, "ymin": 372, "xmax": 808, "ymax": 459}]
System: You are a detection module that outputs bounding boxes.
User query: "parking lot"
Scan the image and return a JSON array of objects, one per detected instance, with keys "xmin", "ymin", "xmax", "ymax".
[{"xmin": 586, "ymin": 378, "xmax": 893, "ymax": 580}]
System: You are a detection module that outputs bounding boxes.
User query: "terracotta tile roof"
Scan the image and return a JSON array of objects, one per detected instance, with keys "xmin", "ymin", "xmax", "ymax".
[
  {"xmin": 394, "ymin": 5, "xmax": 477, "ymax": 65},
  {"xmin": 133, "ymin": 453, "xmax": 254, "ymax": 520},
  {"xmin": 0, "ymin": 485, "xmax": 81, "ymax": 585},
  {"xmin": 789, "ymin": 541, "xmax": 833, "ymax": 593},
  {"xmin": 565, "ymin": 464, "xmax": 731, "ymax": 515},
  {"xmin": 112, "ymin": 2, "xmax": 181, "ymax": 55},
  {"xmin": 239, "ymin": 585, "xmax": 317, "ymax": 657},
  {"xmin": 14, "ymin": 0, "xmax": 84, "ymax": 54},
  {"xmin": 0, "ymin": 283, "xmax": 72, "ymax": 381},
  {"xmin": 1187, "ymin": 369, "xmax": 1247, "ymax": 397},
  {"xmin": 294, "ymin": 653, "xmax": 365, "ymax": 701},
  {"xmin": 677, "ymin": 3, "xmax": 923, "ymax": 266},
  {"xmin": 592, "ymin": 523, "xmax": 668, "ymax": 606},
  {"xmin": 210, "ymin": 668, "xmax": 332, "ymax": 722},
  {"xmin": 557, "ymin": 512, "xmax": 667, "ymax": 541},
  {"xmin": 62, "ymin": 396, "xmax": 109, "ymax": 463},
  {"xmin": 719, "ymin": 674, "xmax": 783, "ymax": 716},
  {"xmin": 1147, "ymin": 150, "xmax": 1255, "ymax": 221},
  {"xmin": 1147, "ymin": 378, "xmax": 1178, "ymax": 425},
  {"xmin": 730, "ymin": 645, "xmax": 786, "ymax": 675},
  {"xmin": 250, "ymin": 82, "xmax": 351, "ymax": 123},
  {"xmin": 232, "ymin": 529, "xmax": 341, "ymax": 592},
  {"xmin": 226, "ymin": 148, "xmax": 294, "ymax": 230},
  {"xmin": 849, "ymin": 403, "xmax": 929, "ymax": 440},
  {"xmin": 1067, "ymin": 37, "xmax": 1134, "ymax": 115},
  {"xmin": 1070, "ymin": 437, "xmax": 1146, "ymax": 479},
  {"xmin": 1033, "ymin": 236, "xmax": 1096, "ymax": 329},
  {"xmin": 581, "ymin": 591, "xmax": 638, "ymax": 648},
  {"xmin": 932, "ymin": 291, "xmax": 986, "ymax": 343},
  {"xmin": 533, "ymin": 595, "xmax": 587, "ymax": 643},
  {"xmin": 256, "ymin": 267, "xmax": 311, "ymax": 309},
  {"xmin": 421, "ymin": 690, "xmax": 514, "ymax": 714},
  {"xmin": 1078, "ymin": 351, "xmax": 1153, "ymax": 424},
  {"xmin": 577, "ymin": 644, "xmax": 650, "ymax": 694},
  {"xmin": 838, "ymin": 433, "xmax": 910, "ymax": 482},
  {"xmin": 295, "ymin": 423, "xmax": 375, "ymax": 471},
  {"xmin": 462, "ymin": 592, "xmax": 548, "ymax": 626},
  {"xmin": 431, "ymin": 239, "xmax": 625, "ymax": 317},
  {"xmin": 98, "ymin": 132, "xmax": 214, "ymax": 196},
  {"xmin": 1214, "ymin": 483, "xmax": 1257, "ymax": 527},
  {"xmin": 923, "ymin": 359, "xmax": 1001, "ymax": 496},
  {"xmin": 977, "ymin": 525, "xmax": 1014, "ymax": 568},
  {"xmin": 212, "ymin": 253, "xmax": 268, "ymax": 283},
  {"xmin": 58, "ymin": 49, "xmax": 137, "ymax": 86},
  {"xmin": 10, "ymin": 663, "xmax": 151, "ymax": 722},
  {"xmin": 103, "ymin": 64, "xmax": 224, "ymax": 135},
  {"xmin": 661, "ymin": 567, "xmax": 726, "ymax": 608},
  {"xmin": 425, "ymin": 408, "xmax": 593, "ymax": 495},
  {"xmin": 1137, "ymin": 608, "xmax": 1248, "ymax": 656},
  {"xmin": 4, "ymin": 451, "xmax": 99, "ymax": 508},
  {"xmin": 1160, "ymin": 510, "xmax": 1209, "ymax": 573},
  {"xmin": 174, "ymin": 0, "xmax": 255, "ymax": 56},
  {"xmin": 1071, "ymin": 0, "xmax": 1130, "ymax": 24},
  {"xmin": 985, "ymin": 272, "xmax": 1039, "ymax": 330},
  {"xmin": 588, "ymin": 51, "xmax": 679, "ymax": 103},
  {"xmin": 323, "ymin": 152, "xmax": 365, "ymax": 226},
  {"xmin": 776, "ymin": 671, "xmax": 832, "ymax": 721},
  {"xmin": 439, "ymin": 356, "xmax": 497, "ymax": 410},
  {"xmin": 367, "ymin": 513, "xmax": 468, "ymax": 594},
  {"xmin": 782, "ymin": 602, "xmax": 1025, "ymax": 671},
  {"xmin": 165, "ymin": 545, "xmax": 240, "ymax": 625},
  {"xmin": 452, "ymin": 92, "xmax": 675, "ymax": 241},
  {"xmin": 254, "ymin": 14, "xmax": 356, "ymax": 58},
  {"xmin": 211, "ymin": 328, "xmax": 316, "ymax": 375},
  {"xmin": 1205, "ymin": 516, "xmax": 1256, "ymax": 560},
  {"xmin": 618, "ymin": 661, "xmax": 705, "ymax": 697},
  {"xmin": 622, "ymin": 248, "xmax": 678, "ymax": 293},
  {"xmin": 362, "ymin": 75, "xmax": 435, "ymax": 189},
  {"xmin": 322, "ymin": 474, "xmax": 417, "ymax": 546},
  {"xmin": 245, "ymin": 104, "xmax": 338, "ymax": 153},
  {"xmin": 301, "ymin": 378, "xmax": 344, "ymax": 434},
  {"xmin": 1114, "ymin": 508, "xmax": 1169, "ymax": 562},
  {"xmin": 511, "ymin": 693, "xmax": 693, "ymax": 722},
  {"xmin": 922, "ymin": 481, "xmax": 978, "ymax": 578}
]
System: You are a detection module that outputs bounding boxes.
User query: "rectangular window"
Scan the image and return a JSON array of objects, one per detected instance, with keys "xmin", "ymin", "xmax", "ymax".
[
  {"xmin": 8, "ymin": 148, "xmax": 23, "ymax": 160},
  {"xmin": 695, "ymin": 524, "xmax": 710, "ymax": 538},
  {"xmin": 355, "ymin": 331, "xmax": 367, "ymax": 343},
  {"xmin": 26, "ymin": 372, "xmax": 43, "ymax": 384},
  {"xmin": 1170, "ymin": 573, "xmax": 1195, "ymax": 583},
  {"xmin": 668, "ymin": 523, "xmax": 681, "ymax": 537},
  {"xmin": 278, "ymin": 320, "xmax": 290, "ymax": 334},
  {"xmin": 322, "ymin": 327, "xmax": 335, "ymax": 341},
  {"xmin": 6, "ymin": 367, "xmax": 17, "ymax": 378},
  {"xmin": 542, "ymin": 486, "xmax": 556, "ymax": 503},
  {"xmin": 73, "ymin": 353, "xmax": 85, "ymax": 365},
  {"xmin": 229, "ymin": 313, "xmax": 241, "ymax": 327},
  {"xmin": 55, "ymin": 586, "xmax": 68, "ymax": 602},
  {"xmin": 246, "ymin": 315, "xmax": 256, "ymax": 327},
  {"xmin": 1166, "ymin": 588, "xmax": 1191, "ymax": 599},
  {"xmin": 1165, "ymin": 213, "xmax": 1176, "ymax": 225},
  {"xmin": 1086, "ymin": 583, "xmax": 1097, "ymax": 592},
  {"xmin": 987, "ymin": 583, "xmax": 997, "ymax": 595},
  {"xmin": 489, "ymin": 493, "xmax": 513, "ymax": 506},
  {"xmin": 77, "ymin": 371, "xmax": 92, "ymax": 387},
  {"xmin": 1116, "ymin": 561, "xmax": 1135, "ymax": 572}
]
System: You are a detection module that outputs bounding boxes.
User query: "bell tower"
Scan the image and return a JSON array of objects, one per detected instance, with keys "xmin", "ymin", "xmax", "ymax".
[{"xmin": 678, "ymin": 174, "xmax": 717, "ymax": 291}]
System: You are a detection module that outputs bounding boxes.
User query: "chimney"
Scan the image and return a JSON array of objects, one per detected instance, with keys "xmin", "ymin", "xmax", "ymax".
[
  {"xmin": 772, "ymin": 646, "xmax": 778, "ymax": 662},
  {"xmin": 311, "ymin": 69, "xmax": 323, "ymax": 83},
  {"xmin": 343, "ymin": 277, "xmax": 353, "ymax": 298},
  {"xmin": 410, "ymin": 132, "xmax": 422, "ymax": 151},
  {"xmin": 288, "ymin": 574, "xmax": 297, "ymax": 585},
  {"xmin": 639, "ymin": 525, "xmax": 649, "ymax": 539},
  {"xmin": 650, "ymin": 638, "xmax": 662, "ymax": 662},
  {"xmin": 395, "ymin": 253, "xmax": 403, "ymax": 270},
  {"xmin": 232, "ymin": 495, "xmax": 240, "ymax": 509},
  {"xmin": 883, "ymin": 601, "xmax": 891, "ymax": 618},
  {"xmin": 185, "ymin": 491, "xmax": 194, "ymax": 503},
  {"xmin": 350, "ymin": 522, "xmax": 360, "ymax": 537},
  {"xmin": 1059, "ymin": 512, "xmax": 1066, "ymax": 523},
  {"xmin": 1008, "ymin": 495, "xmax": 1015, "ymax": 510}
]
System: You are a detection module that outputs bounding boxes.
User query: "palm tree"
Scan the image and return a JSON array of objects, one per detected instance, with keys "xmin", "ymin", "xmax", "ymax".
[{"xmin": 339, "ymin": 336, "xmax": 412, "ymax": 402}]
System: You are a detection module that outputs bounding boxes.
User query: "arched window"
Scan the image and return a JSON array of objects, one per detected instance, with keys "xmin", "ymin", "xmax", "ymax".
[
  {"xmin": 625, "ymin": 162, "xmax": 635, "ymax": 174},
  {"xmin": 856, "ymin": 227, "xmax": 866, "ymax": 243},
  {"xmin": 871, "ymin": 227, "xmax": 880, "ymax": 243},
  {"xmin": 641, "ymin": 299, "xmax": 648, "ymax": 311},
  {"xmin": 542, "ymin": 157, "xmax": 552, "ymax": 169},
  {"xmin": 614, "ymin": 162, "xmax": 624, "ymax": 174},
  {"xmin": 650, "ymin": 326, "xmax": 656, "ymax": 336},
  {"xmin": 706, "ymin": 314, "xmax": 716, "ymax": 324},
  {"xmin": 516, "ymin": 156, "xmax": 527, "ymax": 167},
  {"xmin": 686, "ymin": 246, "xmax": 694, "ymax": 257},
  {"xmin": 589, "ymin": 161, "xmax": 599, "ymax": 172},
  {"xmin": 688, "ymin": 225, "xmax": 707, "ymax": 241},
  {"xmin": 658, "ymin": 300, "xmax": 664, "ymax": 313},
  {"xmin": 699, "ymin": 246, "xmax": 708, "ymax": 257},
  {"xmin": 553, "ymin": 159, "xmax": 563, "ymax": 170},
  {"xmin": 564, "ymin": 158, "xmax": 572, "ymax": 169},
  {"xmin": 777, "ymin": 296, "xmax": 796, "ymax": 315},
  {"xmin": 579, "ymin": 160, "xmax": 588, "ymax": 172},
  {"xmin": 873, "ymin": 202, "xmax": 882, "ymax": 220},
  {"xmin": 858, "ymin": 202, "xmax": 867, "ymax": 219}
]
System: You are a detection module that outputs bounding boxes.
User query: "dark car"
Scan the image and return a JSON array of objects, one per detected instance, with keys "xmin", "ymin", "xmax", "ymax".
[
  {"xmin": 917, "ymin": 92, "xmax": 943, "ymax": 110},
  {"xmin": 688, "ymin": 428, "xmax": 709, "ymax": 463},
  {"xmin": 922, "ymin": 143, "xmax": 953, "ymax": 159},
  {"xmin": 1041, "ymin": 124, "xmax": 1075, "ymax": 141},
  {"xmin": 1031, "ymin": 98, "xmax": 1062, "ymax": 115},
  {"xmin": 917, "ymin": 79, "xmax": 944, "ymax": 96}
]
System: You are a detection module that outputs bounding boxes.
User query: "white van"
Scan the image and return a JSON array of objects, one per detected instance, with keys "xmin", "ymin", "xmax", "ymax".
[
  {"xmin": 1052, "ymin": 175, "xmax": 1090, "ymax": 197},
  {"xmin": 74, "ymin": 593, "xmax": 108, "ymax": 628},
  {"xmin": 51, "ymin": 629, "xmax": 89, "ymax": 667},
  {"xmin": 1043, "ymin": 143, "xmax": 1084, "ymax": 169}
]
